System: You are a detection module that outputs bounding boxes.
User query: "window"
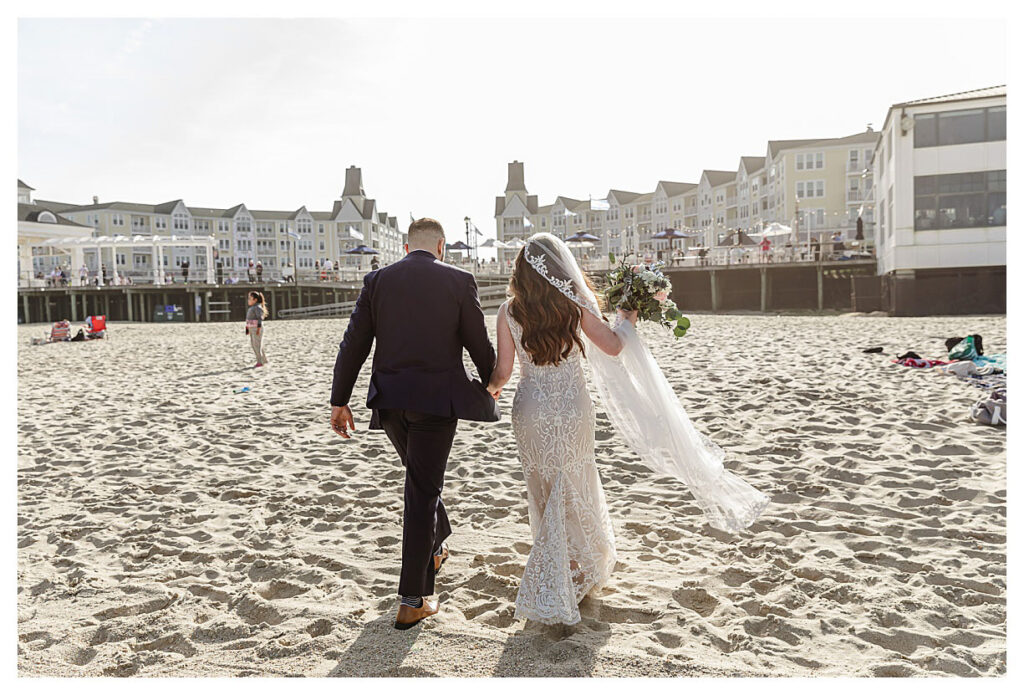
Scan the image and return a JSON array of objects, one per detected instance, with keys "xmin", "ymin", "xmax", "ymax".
[
  {"xmin": 987, "ymin": 106, "xmax": 1006, "ymax": 141},
  {"xmin": 915, "ymin": 106, "xmax": 1005, "ymax": 148},
  {"xmin": 796, "ymin": 180, "xmax": 825, "ymax": 199},
  {"xmin": 914, "ymin": 170, "xmax": 1006, "ymax": 230},
  {"xmin": 155, "ymin": 217, "xmax": 167, "ymax": 230},
  {"xmin": 112, "ymin": 213, "xmax": 124, "ymax": 226},
  {"xmin": 218, "ymin": 220, "xmax": 229, "ymax": 233}
]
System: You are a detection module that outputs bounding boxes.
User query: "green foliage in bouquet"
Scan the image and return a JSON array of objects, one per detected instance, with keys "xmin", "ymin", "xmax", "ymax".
[{"xmin": 604, "ymin": 253, "xmax": 690, "ymax": 338}]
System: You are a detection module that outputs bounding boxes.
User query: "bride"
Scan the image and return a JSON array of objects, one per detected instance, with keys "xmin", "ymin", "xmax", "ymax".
[{"xmin": 486, "ymin": 232, "xmax": 769, "ymax": 626}]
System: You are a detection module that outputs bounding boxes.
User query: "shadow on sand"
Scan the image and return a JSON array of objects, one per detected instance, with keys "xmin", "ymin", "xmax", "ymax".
[
  {"xmin": 493, "ymin": 597, "xmax": 612, "ymax": 677},
  {"xmin": 327, "ymin": 613, "xmax": 430, "ymax": 677}
]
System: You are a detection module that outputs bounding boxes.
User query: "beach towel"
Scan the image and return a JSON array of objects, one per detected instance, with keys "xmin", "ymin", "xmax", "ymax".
[
  {"xmin": 973, "ymin": 354, "xmax": 1006, "ymax": 372},
  {"xmin": 892, "ymin": 357, "xmax": 952, "ymax": 369}
]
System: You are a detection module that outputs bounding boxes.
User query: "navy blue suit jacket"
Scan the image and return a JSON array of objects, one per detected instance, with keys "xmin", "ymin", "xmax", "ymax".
[{"xmin": 330, "ymin": 250, "xmax": 499, "ymax": 429}]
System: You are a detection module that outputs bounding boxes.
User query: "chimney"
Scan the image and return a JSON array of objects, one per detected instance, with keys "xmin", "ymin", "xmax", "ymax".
[
  {"xmin": 342, "ymin": 166, "xmax": 365, "ymax": 198},
  {"xmin": 92, "ymin": 195, "xmax": 99, "ymax": 204},
  {"xmin": 505, "ymin": 161, "xmax": 526, "ymax": 193}
]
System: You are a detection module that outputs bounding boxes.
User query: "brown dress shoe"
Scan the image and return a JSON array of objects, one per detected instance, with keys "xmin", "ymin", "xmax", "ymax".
[
  {"xmin": 394, "ymin": 598, "xmax": 439, "ymax": 630},
  {"xmin": 433, "ymin": 545, "xmax": 449, "ymax": 574}
]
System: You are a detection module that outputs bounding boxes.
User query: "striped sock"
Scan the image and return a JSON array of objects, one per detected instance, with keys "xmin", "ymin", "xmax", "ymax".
[{"xmin": 400, "ymin": 595, "xmax": 423, "ymax": 608}]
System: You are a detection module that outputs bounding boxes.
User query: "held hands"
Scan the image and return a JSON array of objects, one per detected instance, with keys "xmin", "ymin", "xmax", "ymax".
[
  {"xmin": 331, "ymin": 405, "xmax": 355, "ymax": 439},
  {"xmin": 486, "ymin": 382, "xmax": 502, "ymax": 400}
]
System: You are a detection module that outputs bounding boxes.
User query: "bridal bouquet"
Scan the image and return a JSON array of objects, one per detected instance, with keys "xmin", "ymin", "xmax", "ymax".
[{"xmin": 604, "ymin": 254, "xmax": 690, "ymax": 337}]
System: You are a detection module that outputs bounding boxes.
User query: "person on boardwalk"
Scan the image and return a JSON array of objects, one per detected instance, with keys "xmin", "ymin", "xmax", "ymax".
[
  {"xmin": 256, "ymin": 261, "xmax": 263, "ymax": 282},
  {"xmin": 246, "ymin": 291, "xmax": 269, "ymax": 367},
  {"xmin": 330, "ymin": 217, "xmax": 497, "ymax": 630}
]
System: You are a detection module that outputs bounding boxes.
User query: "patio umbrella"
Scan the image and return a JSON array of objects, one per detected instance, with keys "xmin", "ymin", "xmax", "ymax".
[
  {"xmin": 565, "ymin": 231, "xmax": 600, "ymax": 242},
  {"xmin": 345, "ymin": 245, "xmax": 378, "ymax": 255},
  {"xmin": 507, "ymin": 238, "xmax": 527, "ymax": 248},
  {"xmin": 719, "ymin": 230, "xmax": 757, "ymax": 246},
  {"xmin": 447, "ymin": 241, "xmax": 471, "ymax": 251},
  {"xmin": 652, "ymin": 228, "xmax": 694, "ymax": 256}
]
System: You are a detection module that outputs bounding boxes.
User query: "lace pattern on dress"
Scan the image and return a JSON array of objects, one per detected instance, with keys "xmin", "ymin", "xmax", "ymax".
[{"xmin": 507, "ymin": 310, "xmax": 617, "ymax": 625}]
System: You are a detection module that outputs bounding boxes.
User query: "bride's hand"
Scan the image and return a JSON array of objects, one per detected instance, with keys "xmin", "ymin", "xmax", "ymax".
[
  {"xmin": 486, "ymin": 382, "xmax": 502, "ymax": 400},
  {"xmin": 616, "ymin": 308, "xmax": 639, "ymax": 326}
]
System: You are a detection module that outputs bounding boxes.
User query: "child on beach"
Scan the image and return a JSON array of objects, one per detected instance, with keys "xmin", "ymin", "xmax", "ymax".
[{"xmin": 246, "ymin": 291, "xmax": 269, "ymax": 367}]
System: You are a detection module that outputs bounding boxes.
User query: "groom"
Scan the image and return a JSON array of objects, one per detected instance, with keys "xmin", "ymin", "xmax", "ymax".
[{"xmin": 330, "ymin": 217, "xmax": 499, "ymax": 629}]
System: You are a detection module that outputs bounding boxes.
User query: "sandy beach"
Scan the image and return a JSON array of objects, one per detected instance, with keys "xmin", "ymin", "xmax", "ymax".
[{"xmin": 17, "ymin": 312, "xmax": 1006, "ymax": 677}]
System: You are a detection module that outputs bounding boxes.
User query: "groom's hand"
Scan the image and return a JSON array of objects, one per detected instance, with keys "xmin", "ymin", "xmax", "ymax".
[{"xmin": 331, "ymin": 405, "xmax": 355, "ymax": 439}]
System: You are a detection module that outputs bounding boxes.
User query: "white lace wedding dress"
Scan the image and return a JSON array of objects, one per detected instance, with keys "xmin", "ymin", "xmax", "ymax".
[{"xmin": 507, "ymin": 311, "xmax": 617, "ymax": 625}]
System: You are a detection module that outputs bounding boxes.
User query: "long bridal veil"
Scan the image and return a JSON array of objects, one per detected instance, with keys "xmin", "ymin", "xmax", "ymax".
[{"xmin": 522, "ymin": 233, "xmax": 770, "ymax": 533}]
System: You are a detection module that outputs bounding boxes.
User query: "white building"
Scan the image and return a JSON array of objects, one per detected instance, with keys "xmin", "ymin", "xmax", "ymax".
[
  {"xmin": 873, "ymin": 85, "xmax": 1005, "ymax": 313},
  {"xmin": 31, "ymin": 166, "xmax": 405, "ymax": 281},
  {"xmin": 17, "ymin": 180, "xmax": 95, "ymax": 283}
]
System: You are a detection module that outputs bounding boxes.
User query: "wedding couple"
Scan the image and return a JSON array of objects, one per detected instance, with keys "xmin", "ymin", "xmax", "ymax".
[{"xmin": 330, "ymin": 218, "xmax": 769, "ymax": 630}]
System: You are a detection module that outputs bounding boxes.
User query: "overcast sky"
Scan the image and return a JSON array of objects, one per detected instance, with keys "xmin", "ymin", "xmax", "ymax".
[{"xmin": 19, "ymin": 17, "xmax": 1006, "ymax": 246}]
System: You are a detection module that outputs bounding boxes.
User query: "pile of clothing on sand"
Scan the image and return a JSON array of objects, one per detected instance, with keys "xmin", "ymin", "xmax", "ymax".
[{"xmin": 863, "ymin": 333, "xmax": 1006, "ymax": 426}]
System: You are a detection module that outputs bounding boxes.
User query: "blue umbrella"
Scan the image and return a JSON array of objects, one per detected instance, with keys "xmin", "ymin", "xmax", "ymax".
[
  {"xmin": 345, "ymin": 245, "xmax": 378, "ymax": 255},
  {"xmin": 565, "ymin": 231, "xmax": 600, "ymax": 242}
]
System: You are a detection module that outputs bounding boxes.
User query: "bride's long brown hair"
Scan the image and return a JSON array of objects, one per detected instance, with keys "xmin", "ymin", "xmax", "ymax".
[{"xmin": 507, "ymin": 243, "xmax": 602, "ymax": 366}]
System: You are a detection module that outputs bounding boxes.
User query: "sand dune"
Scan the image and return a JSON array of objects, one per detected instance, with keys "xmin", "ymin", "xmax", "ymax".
[{"xmin": 17, "ymin": 313, "xmax": 1006, "ymax": 676}]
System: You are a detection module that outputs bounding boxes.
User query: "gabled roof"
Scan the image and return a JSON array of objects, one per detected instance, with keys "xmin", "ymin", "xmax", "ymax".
[
  {"xmin": 768, "ymin": 130, "xmax": 881, "ymax": 157},
  {"xmin": 536, "ymin": 203, "xmax": 554, "ymax": 214},
  {"xmin": 18, "ymin": 179, "xmax": 34, "ymax": 190},
  {"xmin": 607, "ymin": 189, "xmax": 642, "ymax": 205},
  {"xmin": 555, "ymin": 196, "xmax": 584, "ymax": 209},
  {"xmin": 893, "ymin": 84, "xmax": 1005, "ymax": 108},
  {"xmin": 18, "ymin": 203, "xmax": 89, "ymax": 227},
  {"xmin": 701, "ymin": 170, "xmax": 735, "ymax": 187},
  {"xmin": 221, "ymin": 204, "xmax": 247, "ymax": 218},
  {"xmin": 246, "ymin": 209, "xmax": 294, "ymax": 221},
  {"xmin": 657, "ymin": 181, "xmax": 697, "ymax": 197},
  {"xmin": 153, "ymin": 199, "xmax": 185, "ymax": 214},
  {"xmin": 766, "ymin": 139, "xmax": 824, "ymax": 158},
  {"xmin": 32, "ymin": 198, "xmax": 78, "ymax": 212},
  {"xmin": 526, "ymin": 195, "xmax": 538, "ymax": 214},
  {"xmin": 632, "ymin": 192, "xmax": 654, "ymax": 205},
  {"xmin": 739, "ymin": 156, "xmax": 765, "ymax": 174},
  {"xmin": 495, "ymin": 196, "xmax": 506, "ymax": 217}
]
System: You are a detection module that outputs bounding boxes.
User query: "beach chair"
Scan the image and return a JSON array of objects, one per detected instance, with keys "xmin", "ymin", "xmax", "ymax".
[
  {"xmin": 85, "ymin": 315, "xmax": 107, "ymax": 339},
  {"xmin": 49, "ymin": 320, "xmax": 71, "ymax": 342}
]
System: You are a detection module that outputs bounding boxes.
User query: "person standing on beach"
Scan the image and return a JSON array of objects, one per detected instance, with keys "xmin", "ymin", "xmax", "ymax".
[
  {"xmin": 246, "ymin": 291, "xmax": 269, "ymax": 367},
  {"xmin": 330, "ymin": 217, "xmax": 498, "ymax": 630}
]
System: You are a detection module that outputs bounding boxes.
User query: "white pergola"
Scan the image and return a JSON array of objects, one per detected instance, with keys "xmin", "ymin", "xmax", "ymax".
[{"xmin": 39, "ymin": 234, "xmax": 217, "ymax": 285}]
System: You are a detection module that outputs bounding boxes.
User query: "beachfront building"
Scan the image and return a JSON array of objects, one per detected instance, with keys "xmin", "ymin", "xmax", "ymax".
[
  {"xmin": 17, "ymin": 180, "xmax": 95, "ymax": 285},
  {"xmin": 697, "ymin": 170, "xmax": 736, "ymax": 247},
  {"xmin": 31, "ymin": 166, "xmax": 404, "ymax": 281},
  {"xmin": 648, "ymin": 181, "xmax": 698, "ymax": 257},
  {"xmin": 736, "ymin": 156, "xmax": 766, "ymax": 232},
  {"xmin": 761, "ymin": 130, "xmax": 880, "ymax": 243},
  {"xmin": 872, "ymin": 85, "xmax": 1006, "ymax": 314}
]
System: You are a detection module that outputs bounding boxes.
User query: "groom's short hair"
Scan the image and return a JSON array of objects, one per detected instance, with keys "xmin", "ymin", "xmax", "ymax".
[{"xmin": 408, "ymin": 218, "xmax": 445, "ymax": 247}]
